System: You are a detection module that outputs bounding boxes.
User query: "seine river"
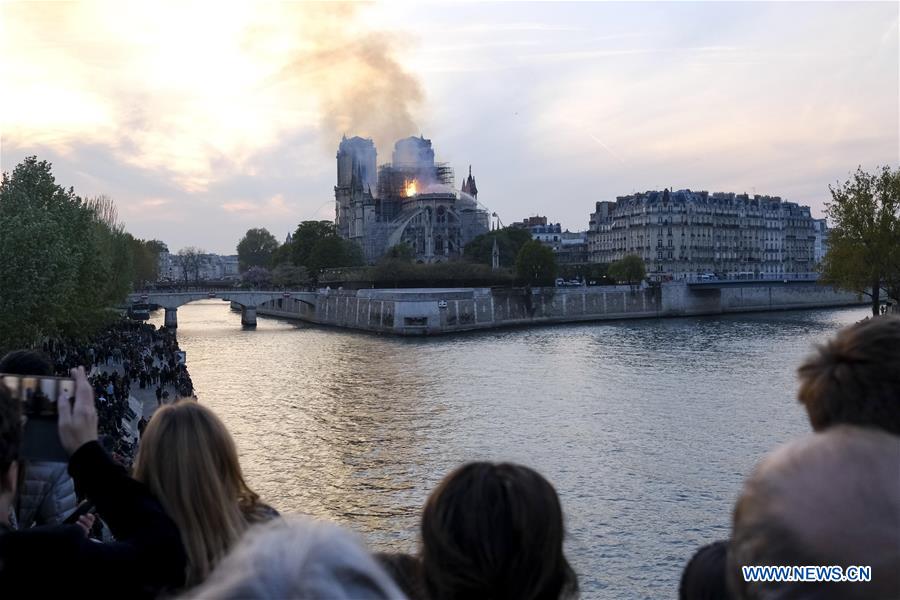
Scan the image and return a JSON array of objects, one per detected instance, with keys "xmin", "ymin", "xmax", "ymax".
[{"xmin": 151, "ymin": 301, "xmax": 867, "ymax": 599}]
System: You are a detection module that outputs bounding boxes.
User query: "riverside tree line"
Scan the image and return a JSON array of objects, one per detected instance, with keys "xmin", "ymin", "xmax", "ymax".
[
  {"xmin": 0, "ymin": 158, "xmax": 165, "ymax": 352},
  {"xmin": 236, "ymin": 220, "xmax": 634, "ymax": 289}
]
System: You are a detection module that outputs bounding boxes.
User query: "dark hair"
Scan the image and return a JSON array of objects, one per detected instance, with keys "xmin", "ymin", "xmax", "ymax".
[
  {"xmin": 0, "ymin": 350, "xmax": 53, "ymax": 376},
  {"xmin": 0, "ymin": 386, "xmax": 22, "ymax": 491},
  {"xmin": 374, "ymin": 552, "xmax": 426, "ymax": 600},
  {"xmin": 679, "ymin": 541, "xmax": 731, "ymax": 600},
  {"xmin": 797, "ymin": 315, "xmax": 900, "ymax": 434},
  {"xmin": 420, "ymin": 462, "xmax": 578, "ymax": 600}
]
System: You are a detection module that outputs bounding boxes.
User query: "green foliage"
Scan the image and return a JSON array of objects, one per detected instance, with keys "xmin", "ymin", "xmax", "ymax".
[
  {"xmin": 515, "ymin": 240, "xmax": 558, "ymax": 285},
  {"xmin": 464, "ymin": 228, "xmax": 532, "ymax": 267},
  {"xmin": 306, "ymin": 235, "xmax": 364, "ymax": 274},
  {"xmin": 270, "ymin": 242, "xmax": 293, "ymax": 267},
  {"xmin": 385, "ymin": 243, "xmax": 415, "ymax": 261},
  {"xmin": 609, "ymin": 255, "xmax": 646, "ymax": 288},
  {"xmin": 370, "ymin": 260, "xmax": 514, "ymax": 288},
  {"xmin": 271, "ymin": 263, "xmax": 309, "ymax": 287},
  {"xmin": 126, "ymin": 234, "xmax": 163, "ymax": 286},
  {"xmin": 559, "ymin": 262, "xmax": 612, "ymax": 284},
  {"xmin": 237, "ymin": 227, "xmax": 279, "ymax": 272},
  {"xmin": 0, "ymin": 157, "xmax": 136, "ymax": 351},
  {"xmin": 820, "ymin": 165, "xmax": 900, "ymax": 315},
  {"xmin": 291, "ymin": 221, "xmax": 337, "ymax": 267}
]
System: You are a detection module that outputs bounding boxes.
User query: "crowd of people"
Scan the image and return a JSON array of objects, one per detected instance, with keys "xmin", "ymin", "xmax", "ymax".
[
  {"xmin": 38, "ymin": 321, "xmax": 195, "ymax": 464},
  {"xmin": 0, "ymin": 315, "xmax": 898, "ymax": 599}
]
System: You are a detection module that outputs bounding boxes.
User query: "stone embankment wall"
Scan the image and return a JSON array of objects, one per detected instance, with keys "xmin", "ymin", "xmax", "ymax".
[{"xmin": 253, "ymin": 282, "xmax": 864, "ymax": 336}]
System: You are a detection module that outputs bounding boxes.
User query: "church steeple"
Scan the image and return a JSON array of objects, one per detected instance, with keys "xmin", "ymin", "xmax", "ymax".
[{"xmin": 461, "ymin": 164, "xmax": 478, "ymax": 199}]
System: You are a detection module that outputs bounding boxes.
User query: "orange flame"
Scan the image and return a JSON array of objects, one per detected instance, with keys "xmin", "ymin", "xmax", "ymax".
[{"xmin": 404, "ymin": 180, "xmax": 417, "ymax": 197}]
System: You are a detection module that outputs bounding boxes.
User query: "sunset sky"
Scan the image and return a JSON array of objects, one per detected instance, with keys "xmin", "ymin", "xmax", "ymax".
[{"xmin": 2, "ymin": 1, "xmax": 898, "ymax": 254}]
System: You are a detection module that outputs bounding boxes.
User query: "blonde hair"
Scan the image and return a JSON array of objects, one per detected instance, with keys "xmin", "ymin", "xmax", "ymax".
[{"xmin": 134, "ymin": 401, "xmax": 261, "ymax": 586}]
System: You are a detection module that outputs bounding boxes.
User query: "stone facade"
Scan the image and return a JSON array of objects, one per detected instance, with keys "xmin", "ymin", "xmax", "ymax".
[
  {"xmin": 335, "ymin": 135, "xmax": 490, "ymax": 264},
  {"xmin": 158, "ymin": 252, "xmax": 239, "ymax": 282},
  {"xmin": 588, "ymin": 189, "xmax": 817, "ymax": 277},
  {"xmin": 812, "ymin": 218, "xmax": 829, "ymax": 265}
]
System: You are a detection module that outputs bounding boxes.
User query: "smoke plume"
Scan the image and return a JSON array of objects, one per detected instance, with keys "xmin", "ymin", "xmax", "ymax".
[{"xmin": 274, "ymin": 3, "xmax": 424, "ymax": 154}]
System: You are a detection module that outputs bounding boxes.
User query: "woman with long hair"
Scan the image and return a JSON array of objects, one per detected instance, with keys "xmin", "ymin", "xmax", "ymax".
[
  {"xmin": 420, "ymin": 462, "xmax": 578, "ymax": 600},
  {"xmin": 133, "ymin": 401, "xmax": 277, "ymax": 587}
]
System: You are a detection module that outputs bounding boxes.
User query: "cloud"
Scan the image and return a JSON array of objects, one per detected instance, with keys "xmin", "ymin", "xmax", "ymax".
[
  {"xmin": 221, "ymin": 201, "xmax": 257, "ymax": 214},
  {"xmin": 1, "ymin": 1, "xmax": 423, "ymax": 192},
  {"xmin": 139, "ymin": 198, "xmax": 172, "ymax": 208}
]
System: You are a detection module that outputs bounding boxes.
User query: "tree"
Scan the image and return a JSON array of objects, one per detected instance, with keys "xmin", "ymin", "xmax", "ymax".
[
  {"xmin": 174, "ymin": 247, "xmax": 204, "ymax": 284},
  {"xmin": 291, "ymin": 221, "xmax": 337, "ymax": 267},
  {"xmin": 271, "ymin": 263, "xmax": 309, "ymax": 288},
  {"xmin": 516, "ymin": 240, "xmax": 558, "ymax": 286},
  {"xmin": 464, "ymin": 228, "xmax": 532, "ymax": 268},
  {"xmin": 306, "ymin": 236, "xmax": 364, "ymax": 275},
  {"xmin": 126, "ymin": 235, "xmax": 164, "ymax": 287},
  {"xmin": 0, "ymin": 157, "xmax": 137, "ymax": 351},
  {"xmin": 270, "ymin": 241, "xmax": 294, "ymax": 268},
  {"xmin": 236, "ymin": 228, "xmax": 279, "ymax": 272},
  {"xmin": 385, "ymin": 243, "xmax": 415, "ymax": 261},
  {"xmin": 241, "ymin": 266, "xmax": 271, "ymax": 288},
  {"xmin": 820, "ymin": 166, "xmax": 900, "ymax": 316},
  {"xmin": 608, "ymin": 255, "xmax": 646, "ymax": 290}
]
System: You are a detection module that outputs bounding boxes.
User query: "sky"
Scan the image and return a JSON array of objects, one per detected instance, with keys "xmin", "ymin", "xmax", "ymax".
[{"xmin": 2, "ymin": 1, "xmax": 898, "ymax": 254}]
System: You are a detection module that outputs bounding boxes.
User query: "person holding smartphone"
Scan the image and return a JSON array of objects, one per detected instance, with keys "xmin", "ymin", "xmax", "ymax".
[
  {"xmin": 0, "ymin": 350, "xmax": 77, "ymax": 529},
  {"xmin": 0, "ymin": 367, "xmax": 187, "ymax": 598}
]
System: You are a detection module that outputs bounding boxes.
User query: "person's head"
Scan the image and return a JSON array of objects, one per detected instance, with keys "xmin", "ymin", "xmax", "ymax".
[
  {"xmin": 184, "ymin": 517, "xmax": 404, "ymax": 599},
  {"xmin": 797, "ymin": 315, "xmax": 900, "ymax": 434},
  {"xmin": 133, "ymin": 400, "xmax": 259, "ymax": 586},
  {"xmin": 420, "ymin": 462, "xmax": 577, "ymax": 600},
  {"xmin": 0, "ymin": 386, "xmax": 22, "ymax": 520},
  {"xmin": 680, "ymin": 540, "xmax": 731, "ymax": 600},
  {"xmin": 0, "ymin": 350, "xmax": 52, "ymax": 376},
  {"xmin": 728, "ymin": 425, "xmax": 900, "ymax": 599},
  {"xmin": 374, "ymin": 552, "xmax": 426, "ymax": 600}
]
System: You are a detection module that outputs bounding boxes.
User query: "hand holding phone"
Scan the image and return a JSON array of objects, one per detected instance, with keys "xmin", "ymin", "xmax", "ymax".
[{"xmin": 57, "ymin": 367, "xmax": 99, "ymax": 455}]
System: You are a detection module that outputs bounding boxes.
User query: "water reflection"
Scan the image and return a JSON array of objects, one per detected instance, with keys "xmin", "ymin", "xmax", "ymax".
[{"xmin": 150, "ymin": 301, "xmax": 867, "ymax": 598}]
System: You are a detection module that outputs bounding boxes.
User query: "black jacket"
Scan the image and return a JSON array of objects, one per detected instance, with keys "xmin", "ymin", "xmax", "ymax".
[{"xmin": 0, "ymin": 441, "xmax": 186, "ymax": 598}]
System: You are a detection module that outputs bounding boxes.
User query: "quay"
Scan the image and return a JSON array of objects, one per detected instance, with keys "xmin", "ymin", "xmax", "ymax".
[
  {"xmin": 240, "ymin": 280, "xmax": 865, "ymax": 336},
  {"xmin": 130, "ymin": 281, "xmax": 866, "ymax": 336}
]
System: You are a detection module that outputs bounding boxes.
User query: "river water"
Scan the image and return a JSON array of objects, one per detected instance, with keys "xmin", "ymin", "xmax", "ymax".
[{"xmin": 150, "ymin": 302, "xmax": 868, "ymax": 598}]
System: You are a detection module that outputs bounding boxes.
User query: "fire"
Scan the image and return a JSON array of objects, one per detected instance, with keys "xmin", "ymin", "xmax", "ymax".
[{"xmin": 404, "ymin": 179, "xmax": 417, "ymax": 197}]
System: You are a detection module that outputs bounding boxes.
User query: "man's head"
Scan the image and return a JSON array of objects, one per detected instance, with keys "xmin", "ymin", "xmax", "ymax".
[
  {"xmin": 729, "ymin": 426, "xmax": 900, "ymax": 599},
  {"xmin": 797, "ymin": 315, "xmax": 900, "ymax": 434},
  {"xmin": 0, "ymin": 385, "xmax": 22, "ymax": 519},
  {"xmin": 0, "ymin": 350, "xmax": 53, "ymax": 377}
]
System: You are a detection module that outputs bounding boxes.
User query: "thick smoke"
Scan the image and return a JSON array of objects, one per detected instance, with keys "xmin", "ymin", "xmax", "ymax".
[{"xmin": 277, "ymin": 4, "xmax": 424, "ymax": 153}]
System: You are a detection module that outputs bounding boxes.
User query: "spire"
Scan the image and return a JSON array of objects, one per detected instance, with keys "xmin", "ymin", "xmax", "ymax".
[{"xmin": 465, "ymin": 165, "xmax": 478, "ymax": 200}]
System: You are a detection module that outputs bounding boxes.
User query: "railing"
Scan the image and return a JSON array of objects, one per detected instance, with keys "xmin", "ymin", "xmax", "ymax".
[
  {"xmin": 682, "ymin": 272, "xmax": 820, "ymax": 284},
  {"xmin": 130, "ymin": 287, "xmax": 316, "ymax": 295}
]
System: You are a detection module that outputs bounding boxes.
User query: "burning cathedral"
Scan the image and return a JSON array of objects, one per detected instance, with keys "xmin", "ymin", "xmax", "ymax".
[{"xmin": 334, "ymin": 135, "xmax": 490, "ymax": 263}]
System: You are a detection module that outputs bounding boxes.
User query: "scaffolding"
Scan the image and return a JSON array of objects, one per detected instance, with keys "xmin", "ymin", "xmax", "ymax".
[{"xmin": 376, "ymin": 162, "xmax": 454, "ymax": 199}]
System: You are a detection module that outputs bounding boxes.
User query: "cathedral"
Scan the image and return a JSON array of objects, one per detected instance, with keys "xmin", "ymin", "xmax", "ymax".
[{"xmin": 334, "ymin": 135, "xmax": 490, "ymax": 263}]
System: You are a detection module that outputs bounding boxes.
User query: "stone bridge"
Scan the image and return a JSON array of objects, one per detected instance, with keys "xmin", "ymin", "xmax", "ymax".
[{"xmin": 126, "ymin": 290, "xmax": 318, "ymax": 328}]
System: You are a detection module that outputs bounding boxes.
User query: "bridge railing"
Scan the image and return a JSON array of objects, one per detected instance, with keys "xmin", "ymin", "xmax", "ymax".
[
  {"xmin": 681, "ymin": 272, "xmax": 821, "ymax": 284},
  {"xmin": 129, "ymin": 287, "xmax": 317, "ymax": 295}
]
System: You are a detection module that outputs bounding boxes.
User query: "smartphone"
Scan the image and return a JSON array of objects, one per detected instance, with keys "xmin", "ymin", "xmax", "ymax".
[
  {"xmin": 62, "ymin": 501, "xmax": 96, "ymax": 525},
  {"xmin": 1, "ymin": 373, "xmax": 74, "ymax": 462}
]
